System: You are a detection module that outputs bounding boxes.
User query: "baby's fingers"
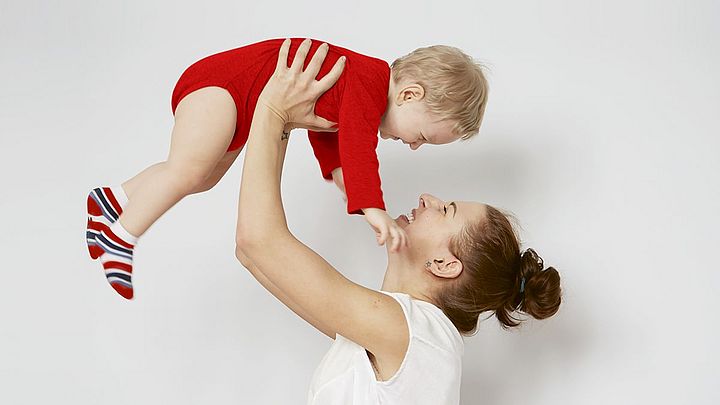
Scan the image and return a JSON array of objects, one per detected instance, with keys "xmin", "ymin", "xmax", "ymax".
[
  {"xmin": 399, "ymin": 228, "xmax": 409, "ymax": 248},
  {"xmin": 388, "ymin": 227, "xmax": 402, "ymax": 252},
  {"xmin": 376, "ymin": 224, "xmax": 389, "ymax": 246}
]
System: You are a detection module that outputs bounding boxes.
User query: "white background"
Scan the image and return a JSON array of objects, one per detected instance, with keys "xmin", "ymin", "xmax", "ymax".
[{"xmin": 1, "ymin": 0, "xmax": 718, "ymax": 404}]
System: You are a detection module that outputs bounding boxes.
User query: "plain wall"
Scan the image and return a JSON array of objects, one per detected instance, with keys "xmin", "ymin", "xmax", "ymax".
[{"xmin": 1, "ymin": 0, "xmax": 718, "ymax": 404}]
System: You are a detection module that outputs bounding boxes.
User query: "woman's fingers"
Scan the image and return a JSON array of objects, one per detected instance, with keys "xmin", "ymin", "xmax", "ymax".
[
  {"xmin": 275, "ymin": 38, "xmax": 292, "ymax": 71},
  {"xmin": 306, "ymin": 116, "xmax": 338, "ymax": 132},
  {"xmin": 262, "ymin": 38, "xmax": 342, "ymax": 132},
  {"xmin": 285, "ymin": 116, "xmax": 337, "ymax": 132},
  {"xmin": 290, "ymin": 38, "xmax": 312, "ymax": 73},
  {"xmin": 305, "ymin": 42, "xmax": 329, "ymax": 79},
  {"xmin": 317, "ymin": 56, "xmax": 346, "ymax": 93},
  {"xmin": 306, "ymin": 126, "xmax": 339, "ymax": 133}
]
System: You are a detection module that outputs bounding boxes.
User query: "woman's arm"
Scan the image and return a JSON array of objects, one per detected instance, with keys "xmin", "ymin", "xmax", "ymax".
[
  {"xmin": 235, "ymin": 39, "xmax": 408, "ymax": 360},
  {"xmin": 236, "ymin": 249, "xmax": 335, "ymax": 338},
  {"xmin": 235, "ymin": 136, "xmax": 334, "ymax": 338}
]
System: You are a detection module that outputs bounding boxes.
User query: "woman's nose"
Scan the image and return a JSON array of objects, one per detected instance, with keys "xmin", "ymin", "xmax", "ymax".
[{"xmin": 419, "ymin": 193, "xmax": 444, "ymax": 209}]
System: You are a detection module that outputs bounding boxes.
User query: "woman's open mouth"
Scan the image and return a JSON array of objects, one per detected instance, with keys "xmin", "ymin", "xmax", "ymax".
[{"xmin": 395, "ymin": 209, "xmax": 415, "ymax": 227}]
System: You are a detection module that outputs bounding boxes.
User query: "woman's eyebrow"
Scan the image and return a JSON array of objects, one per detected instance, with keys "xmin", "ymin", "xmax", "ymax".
[{"xmin": 450, "ymin": 202, "xmax": 458, "ymax": 218}]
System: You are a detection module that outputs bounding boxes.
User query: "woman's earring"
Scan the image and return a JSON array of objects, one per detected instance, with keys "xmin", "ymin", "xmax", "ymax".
[{"xmin": 425, "ymin": 261, "xmax": 432, "ymax": 269}]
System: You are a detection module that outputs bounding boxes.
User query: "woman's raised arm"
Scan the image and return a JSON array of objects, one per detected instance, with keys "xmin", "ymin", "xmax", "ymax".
[{"xmin": 235, "ymin": 39, "xmax": 408, "ymax": 362}]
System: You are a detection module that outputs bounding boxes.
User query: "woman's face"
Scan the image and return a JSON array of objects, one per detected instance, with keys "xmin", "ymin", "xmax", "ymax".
[{"xmin": 394, "ymin": 193, "xmax": 487, "ymax": 255}]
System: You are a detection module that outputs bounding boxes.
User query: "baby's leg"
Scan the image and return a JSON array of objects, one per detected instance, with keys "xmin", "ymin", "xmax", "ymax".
[
  {"xmin": 92, "ymin": 146, "xmax": 239, "ymax": 267},
  {"xmin": 92, "ymin": 86, "xmax": 237, "ymax": 299},
  {"xmin": 120, "ymin": 87, "xmax": 237, "ymax": 235},
  {"xmin": 87, "ymin": 144, "xmax": 241, "ymax": 260},
  {"xmin": 122, "ymin": 147, "xmax": 242, "ymax": 198}
]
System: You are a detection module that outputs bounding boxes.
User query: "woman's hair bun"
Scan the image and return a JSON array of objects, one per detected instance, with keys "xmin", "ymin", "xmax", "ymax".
[{"xmin": 518, "ymin": 248, "xmax": 561, "ymax": 320}]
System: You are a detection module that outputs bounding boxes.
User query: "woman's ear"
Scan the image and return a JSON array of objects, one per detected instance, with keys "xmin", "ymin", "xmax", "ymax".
[{"xmin": 427, "ymin": 254, "xmax": 463, "ymax": 279}]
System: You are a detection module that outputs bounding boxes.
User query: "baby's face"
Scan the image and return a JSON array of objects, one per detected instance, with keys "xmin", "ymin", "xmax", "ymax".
[{"xmin": 379, "ymin": 100, "xmax": 459, "ymax": 150}]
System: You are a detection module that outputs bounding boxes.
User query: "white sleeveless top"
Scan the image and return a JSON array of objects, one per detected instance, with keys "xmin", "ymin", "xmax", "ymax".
[{"xmin": 307, "ymin": 292, "xmax": 464, "ymax": 405}]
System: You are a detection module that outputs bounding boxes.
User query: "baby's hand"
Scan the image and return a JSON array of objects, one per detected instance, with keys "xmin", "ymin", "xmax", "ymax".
[{"xmin": 362, "ymin": 208, "xmax": 409, "ymax": 252}]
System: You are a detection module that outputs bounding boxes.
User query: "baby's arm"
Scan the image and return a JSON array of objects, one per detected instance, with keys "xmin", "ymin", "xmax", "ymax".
[
  {"xmin": 331, "ymin": 167, "xmax": 347, "ymax": 201},
  {"xmin": 332, "ymin": 168, "xmax": 406, "ymax": 251},
  {"xmin": 361, "ymin": 207, "xmax": 408, "ymax": 252}
]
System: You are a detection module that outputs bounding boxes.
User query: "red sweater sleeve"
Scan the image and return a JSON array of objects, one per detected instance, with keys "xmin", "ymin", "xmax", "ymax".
[
  {"xmin": 307, "ymin": 131, "xmax": 341, "ymax": 180},
  {"xmin": 336, "ymin": 61, "xmax": 390, "ymax": 215}
]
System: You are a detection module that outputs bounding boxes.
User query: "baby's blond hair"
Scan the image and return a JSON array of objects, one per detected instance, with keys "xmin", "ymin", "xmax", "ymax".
[{"xmin": 391, "ymin": 45, "xmax": 489, "ymax": 139}]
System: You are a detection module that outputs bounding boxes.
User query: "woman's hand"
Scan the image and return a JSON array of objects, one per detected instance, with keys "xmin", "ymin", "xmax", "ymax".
[{"xmin": 256, "ymin": 38, "xmax": 346, "ymax": 134}]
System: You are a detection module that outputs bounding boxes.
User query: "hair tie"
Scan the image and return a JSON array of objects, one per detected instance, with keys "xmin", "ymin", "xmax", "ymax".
[{"xmin": 520, "ymin": 277, "xmax": 526, "ymax": 293}]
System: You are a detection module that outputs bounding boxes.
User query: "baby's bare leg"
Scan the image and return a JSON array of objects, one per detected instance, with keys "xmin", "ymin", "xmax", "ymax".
[
  {"xmin": 123, "ymin": 147, "xmax": 242, "ymax": 198},
  {"xmin": 189, "ymin": 148, "xmax": 242, "ymax": 194},
  {"xmin": 118, "ymin": 86, "xmax": 237, "ymax": 236}
]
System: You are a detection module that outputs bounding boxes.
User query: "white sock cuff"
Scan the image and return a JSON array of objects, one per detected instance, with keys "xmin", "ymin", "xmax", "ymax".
[
  {"xmin": 111, "ymin": 221, "xmax": 139, "ymax": 244},
  {"xmin": 111, "ymin": 185, "xmax": 129, "ymax": 207}
]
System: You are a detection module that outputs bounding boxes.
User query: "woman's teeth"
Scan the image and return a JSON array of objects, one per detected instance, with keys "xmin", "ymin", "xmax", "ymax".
[{"xmin": 407, "ymin": 212, "xmax": 414, "ymax": 223}]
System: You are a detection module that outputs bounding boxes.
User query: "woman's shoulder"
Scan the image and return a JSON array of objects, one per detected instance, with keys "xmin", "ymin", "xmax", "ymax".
[{"xmin": 380, "ymin": 291, "xmax": 464, "ymax": 356}]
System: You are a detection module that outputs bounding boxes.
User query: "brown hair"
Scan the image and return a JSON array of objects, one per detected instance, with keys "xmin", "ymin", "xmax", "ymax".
[
  {"xmin": 391, "ymin": 45, "xmax": 489, "ymax": 139},
  {"xmin": 436, "ymin": 205, "xmax": 562, "ymax": 335}
]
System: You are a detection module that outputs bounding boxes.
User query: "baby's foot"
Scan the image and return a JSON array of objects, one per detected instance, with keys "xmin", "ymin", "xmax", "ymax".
[
  {"xmin": 96, "ymin": 221, "xmax": 138, "ymax": 300},
  {"xmin": 87, "ymin": 187, "xmax": 127, "ymax": 259}
]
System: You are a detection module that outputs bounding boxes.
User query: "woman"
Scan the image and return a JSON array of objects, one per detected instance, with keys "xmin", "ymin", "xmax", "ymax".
[{"xmin": 236, "ymin": 40, "xmax": 562, "ymax": 405}]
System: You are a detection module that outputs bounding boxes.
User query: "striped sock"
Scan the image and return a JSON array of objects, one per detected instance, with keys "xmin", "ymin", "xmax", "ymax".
[
  {"xmin": 87, "ymin": 186, "xmax": 128, "ymax": 259},
  {"xmin": 96, "ymin": 221, "xmax": 138, "ymax": 300}
]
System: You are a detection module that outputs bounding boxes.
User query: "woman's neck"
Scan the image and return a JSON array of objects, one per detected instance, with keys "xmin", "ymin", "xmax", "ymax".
[{"xmin": 381, "ymin": 256, "xmax": 435, "ymax": 304}]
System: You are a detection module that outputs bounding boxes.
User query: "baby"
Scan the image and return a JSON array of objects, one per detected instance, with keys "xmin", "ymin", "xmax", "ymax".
[{"xmin": 86, "ymin": 38, "xmax": 488, "ymax": 299}]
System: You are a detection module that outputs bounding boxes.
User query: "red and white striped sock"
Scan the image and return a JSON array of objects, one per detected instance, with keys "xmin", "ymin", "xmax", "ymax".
[
  {"xmin": 86, "ymin": 186, "xmax": 128, "ymax": 259},
  {"xmin": 96, "ymin": 221, "xmax": 138, "ymax": 300}
]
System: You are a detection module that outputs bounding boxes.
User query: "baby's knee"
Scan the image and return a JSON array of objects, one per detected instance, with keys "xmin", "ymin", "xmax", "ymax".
[
  {"xmin": 189, "ymin": 177, "xmax": 219, "ymax": 195},
  {"xmin": 165, "ymin": 161, "xmax": 211, "ymax": 192}
]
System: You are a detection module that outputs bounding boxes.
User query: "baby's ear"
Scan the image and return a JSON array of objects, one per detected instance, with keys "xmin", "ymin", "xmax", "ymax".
[{"xmin": 398, "ymin": 83, "xmax": 425, "ymax": 103}]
